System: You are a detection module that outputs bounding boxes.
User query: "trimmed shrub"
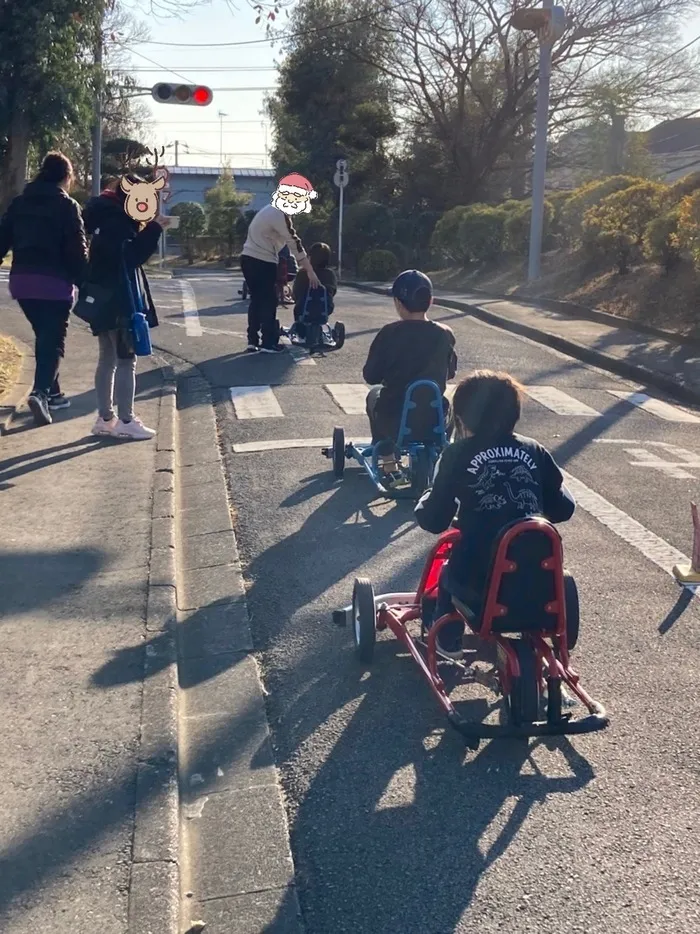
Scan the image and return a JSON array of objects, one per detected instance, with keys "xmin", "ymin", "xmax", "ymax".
[
  {"xmin": 678, "ymin": 191, "xmax": 700, "ymax": 271},
  {"xmin": 358, "ymin": 249, "xmax": 400, "ymax": 282},
  {"xmin": 547, "ymin": 190, "xmax": 574, "ymax": 240},
  {"xmin": 582, "ymin": 181, "xmax": 666, "ymax": 274},
  {"xmin": 560, "ymin": 175, "xmax": 644, "ymax": 246},
  {"xmin": 171, "ymin": 201, "xmax": 206, "ymax": 263},
  {"xmin": 457, "ymin": 204, "xmax": 506, "ymax": 263},
  {"xmin": 430, "ymin": 206, "xmax": 474, "ymax": 265},
  {"xmin": 668, "ymin": 171, "xmax": 700, "ymax": 205},
  {"xmin": 643, "ymin": 207, "xmax": 681, "ymax": 273},
  {"xmin": 503, "ymin": 199, "xmax": 554, "ymax": 254}
]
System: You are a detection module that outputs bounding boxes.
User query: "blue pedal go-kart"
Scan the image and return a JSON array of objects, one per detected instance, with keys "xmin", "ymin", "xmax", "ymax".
[
  {"xmin": 281, "ymin": 286, "xmax": 345, "ymax": 352},
  {"xmin": 321, "ymin": 379, "xmax": 448, "ymax": 499}
]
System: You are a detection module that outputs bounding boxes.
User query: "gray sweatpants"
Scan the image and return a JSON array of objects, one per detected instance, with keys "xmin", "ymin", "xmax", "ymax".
[{"xmin": 95, "ymin": 330, "xmax": 136, "ymax": 422}]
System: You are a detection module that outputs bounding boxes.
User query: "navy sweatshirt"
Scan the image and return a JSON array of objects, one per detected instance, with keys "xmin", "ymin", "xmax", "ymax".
[{"xmin": 415, "ymin": 431, "xmax": 575, "ymax": 599}]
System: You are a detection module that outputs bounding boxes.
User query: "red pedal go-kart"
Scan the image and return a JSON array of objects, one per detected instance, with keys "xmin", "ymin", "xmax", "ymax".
[{"xmin": 332, "ymin": 518, "xmax": 609, "ymax": 750}]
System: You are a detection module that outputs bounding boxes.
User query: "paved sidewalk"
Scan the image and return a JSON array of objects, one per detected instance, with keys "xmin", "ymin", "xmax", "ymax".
[
  {"xmin": 347, "ymin": 281, "xmax": 700, "ymax": 405},
  {"xmin": 0, "ymin": 307, "xmax": 177, "ymax": 933}
]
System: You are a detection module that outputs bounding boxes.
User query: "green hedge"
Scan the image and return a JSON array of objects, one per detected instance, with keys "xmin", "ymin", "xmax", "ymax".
[
  {"xmin": 358, "ymin": 249, "xmax": 400, "ymax": 282},
  {"xmin": 457, "ymin": 204, "xmax": 506, "ymax": 263}
]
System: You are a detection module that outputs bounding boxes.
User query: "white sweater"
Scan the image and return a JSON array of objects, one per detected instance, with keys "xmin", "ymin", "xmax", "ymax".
[{"xmin": 242, "ymin": 204, "xmax": 307, "ymax": 266}]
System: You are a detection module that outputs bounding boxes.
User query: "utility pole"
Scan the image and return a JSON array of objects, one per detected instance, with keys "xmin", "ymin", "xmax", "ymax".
[
  {"xmin": 333, "ymin": 160, "xmax": 349, "ymax": 280},
  {"xmin": 91, "ymin": 29, "xmax": 103, "ymax": 197},
  {"xmin": 174, "ymin": 140, "xmax": 179, "ymax": 166},
  {"xmin": 218, "ymin": 111, "xmax": 227, "ymax": 167}
]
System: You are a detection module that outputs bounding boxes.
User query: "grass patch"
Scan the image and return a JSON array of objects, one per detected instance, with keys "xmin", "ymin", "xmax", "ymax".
[{"xmin": 0, "ymin": 334, "xmax": 22, "ymax": 402}]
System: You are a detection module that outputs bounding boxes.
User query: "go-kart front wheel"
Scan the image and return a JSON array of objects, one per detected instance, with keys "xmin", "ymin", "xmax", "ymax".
[
  {"xmin": 563, "ymin": 571, "xmax": 580, "ymax": 652},
  {"xmin": 332, "ymin": 321, "xmax": 345, "ymax": 349},
  {"xmin": 503, "ymin": 639, "xmax": 539, "ymax": 727},
  {"xmin": 332, "ymin": 426, "xmax": 345, "ymax": 479},
  {"xmin": 352, "ymin": 577, "xmax": 376, "ymax": 663}
]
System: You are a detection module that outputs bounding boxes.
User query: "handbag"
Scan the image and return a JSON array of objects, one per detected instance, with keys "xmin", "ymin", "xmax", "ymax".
[
  {"xmin": 123, "ymin": 255, "xmax": 152, "ymax": 356},
  {"xmin": 72, "ymin": 281, "xmax": 117, "ymax": 326}
]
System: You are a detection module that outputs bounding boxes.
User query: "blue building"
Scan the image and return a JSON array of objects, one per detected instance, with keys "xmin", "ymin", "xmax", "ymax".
[{"xmin": 166, "ymin": 166, "xmax": 276, "ymax": 213}]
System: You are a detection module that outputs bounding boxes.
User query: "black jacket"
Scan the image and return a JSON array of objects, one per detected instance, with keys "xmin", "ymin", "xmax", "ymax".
[
  {"xmin": 415, "ymin": 432, "xmax": 575, "ymax": 597},
  {"xmin": 0, "ymin": 180, "xmax": 88, "ymax": 284},
  {"xmin": 82, "ymin": 191, "xmax": 162, "ymax": 334}
]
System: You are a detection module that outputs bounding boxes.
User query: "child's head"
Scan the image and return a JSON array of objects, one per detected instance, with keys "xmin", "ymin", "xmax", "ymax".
[
  {"xmin": 452, "ymin": 370, "xmax": 524, "ymax": 440},
  {"xmin": 391, "ymin": 269, "xmax": 433, "ymax": 319},
  {"xmin": 309, "ymin": 241, "xmax": 331, "ymax": 269}
]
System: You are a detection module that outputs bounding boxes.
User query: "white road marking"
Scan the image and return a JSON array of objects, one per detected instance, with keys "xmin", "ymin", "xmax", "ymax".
[
  {"xmin": 178, "ymin": 280, "xmax": 202, "ymax": 337},
  {"xmin": 281, "ymin": 335, "xmax": 316, "ymax": 366},
  {"xmin": 326, "ymin": 384, "xmax": 368, "ymax": 415},
  {"xmin": 232, "ymin": 437, "xmax": 371, "ymax": 453},
  {"xmin": 165, "ymin": 320, "xmax": 245, "ymax": 340},
  {"xmin": 524, "ymin": 385, "xmax": 601, "ymax": 417},
  {"xmin": 229, "ymin": 385, "xmax": 284, "ymax": 419},
  {"xmin": 594, "ymin": 439, "xmax": 700, "ymax": 479},
  {"xmin": 562, "ymin": 469, "xmax": 697, "ymax": 593},
  {"xmin": 606, "ymin": 390, "xmax": 700, "ymax": 423}
]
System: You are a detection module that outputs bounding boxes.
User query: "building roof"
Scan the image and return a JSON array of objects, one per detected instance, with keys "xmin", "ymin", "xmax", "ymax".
[
  {"xmin": 167, "ymin": 166, "xmax": 275, "ymax": 178},
  {"xmin": 647, "ymin": 119, "xmax": 700, "ymax": 155}
]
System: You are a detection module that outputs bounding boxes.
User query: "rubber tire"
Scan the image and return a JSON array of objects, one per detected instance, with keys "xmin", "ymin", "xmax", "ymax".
[
  {"xmin": 410, "ymin": 446, "xmax": 432, "ymax": 497},
  {"xmin": 506, "ymin": 639, "xmax": 540, "ymax": 727},
  {"xmin": 332, "ymin": 426, "xmax": 345, "ymax": 479},
  {"xmin": 306, "ymin": 323, "xmax": 322, "ymax": 349},
  {"xmin": 352, "ymin": 577, "xmax": 376, "ymax": 664},
  {"xmin": 563, "ymin": 571, "xmax": 580, "ymax": 652},
  {"xmin": 332, "ymin": 321, "xmax": 346, "ymax": 349}
]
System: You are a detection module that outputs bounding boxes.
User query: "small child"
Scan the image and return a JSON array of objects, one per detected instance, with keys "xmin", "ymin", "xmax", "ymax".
[
  {"xmin": 415, "ymin": 370, "xmax": 576, "ymax": 658},
  {"xmin": 363, "ymin": 269, "xmax": 457, "ymax": 452},
  {"xmin": 292, "ymin": 241, "xmax": 337, "ymax": 337}
]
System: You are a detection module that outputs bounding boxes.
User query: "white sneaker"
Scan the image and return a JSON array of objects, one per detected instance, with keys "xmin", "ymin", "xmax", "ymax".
[
  {"xmin": 112, "ymin": 417, "xmax": 156, "ymax": 440},
  {"xmin": 92, "ymin": 415, "xmax": 117, "ymax": 436}
]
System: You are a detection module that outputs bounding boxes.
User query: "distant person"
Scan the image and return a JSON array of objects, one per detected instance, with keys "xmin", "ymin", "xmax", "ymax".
[
  {"xmin": 0, "ymin": 151, "xmax": 88, "ymax": 426},
  {"xmin": 81, "ymin": 175, "xmax": 165, "ymax": 440},
  {"xmin": 363, "ymin": 269, "xmax": 457, "ymax": 457},
  {"xmin": 240, "ymin": 202, "xmax": 320, "ymax": 354},
  {"xmin": 292, "ymin": 241, "xmax": 337, "ymax": 339}
]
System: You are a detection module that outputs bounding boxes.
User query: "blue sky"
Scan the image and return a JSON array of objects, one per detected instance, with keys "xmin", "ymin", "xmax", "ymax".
[
  {"xmin": 123, "ymin": 0, "xmax": 280, "ymax": 170},
  {"xmin": 120, "ymin": 0, "xmax": 700, "ymax": 172}
]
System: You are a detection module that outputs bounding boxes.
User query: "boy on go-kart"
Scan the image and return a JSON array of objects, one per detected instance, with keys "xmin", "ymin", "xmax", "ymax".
[
  {"xmin": 414, "ymin": 370, "xmax": 576, "ymax": 658},
  {"xmin": 363, "ymin": 269, "xmax": 457, "ymax": 476},
  {"xmin": 292, "ymin": 241, "xmax": 337, "ymax": 339}
]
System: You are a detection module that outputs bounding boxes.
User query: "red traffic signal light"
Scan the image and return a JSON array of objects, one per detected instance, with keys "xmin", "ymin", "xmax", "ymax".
[{"xmin": 151, "ymin": 83, "xmax": 213, "ymax": 106}]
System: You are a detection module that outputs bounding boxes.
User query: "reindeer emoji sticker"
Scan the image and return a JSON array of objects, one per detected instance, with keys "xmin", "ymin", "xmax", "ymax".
[{"xmin": 119, "ymin": 147, "xmax": 169, "ymax": 224}]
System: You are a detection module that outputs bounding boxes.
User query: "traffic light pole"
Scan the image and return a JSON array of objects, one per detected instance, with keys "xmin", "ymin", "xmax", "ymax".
[{"xmin": 91, "ymin": 31, "xmax": 103, "ymax": 197}]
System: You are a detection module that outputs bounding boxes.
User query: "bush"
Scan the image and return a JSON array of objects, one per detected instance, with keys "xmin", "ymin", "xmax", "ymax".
[
  {"xmin": 643, "ymin": 208, "xmax": 681, "ymax": 273},
  {"xmin": 560, "ymin": 175, "xmax": 644, "ymax": 246},
  {"xmin": 503, "ymin": 199, "xmax": 554, "ymax": 254},
  {"xmin": 171, "ymin": 201, "xmax": 206, "ymax": 264},
  {"xmin": 358, "ymin": 249, "xmax": 400, "ymax": 282},
  {"xmin": 457, "ymin": 204, "xmax": 506, "ymax": 263},
  {"xmin": 678, "ymin": 191, "xmax": 700, "ymax": 270},
  {"xmin": 547, "ymin": 190, "xmax": 574, "ymax": 241},
  {"xmin": 581, "ymin": 181, "xmax": 666, "ymax": 274},
  {"xmin": 668, "ymin": 171, "xmax": 700, "ymax": 205},
  {"xmin": 430, "ymin": 206, "xmax": 474, "ymax": 265}
]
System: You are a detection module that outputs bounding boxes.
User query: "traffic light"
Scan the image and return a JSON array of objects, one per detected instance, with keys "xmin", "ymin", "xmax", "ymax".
[{"xmin": 151, "ymin": 83, "xmax": 213, "ymax": 106}]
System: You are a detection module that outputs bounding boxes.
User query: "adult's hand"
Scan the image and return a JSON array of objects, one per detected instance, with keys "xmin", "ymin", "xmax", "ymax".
[{"xmin": 307, "ymin": 268, "xmax": 321, "ymax": 289}]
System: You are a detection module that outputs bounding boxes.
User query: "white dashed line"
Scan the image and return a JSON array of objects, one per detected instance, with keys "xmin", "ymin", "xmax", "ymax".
[
  {"xmin": 232, "ymin": 437, "xmax": 372, "ymax": 453},
  {"xmin": 525, "ymin": 385, "xmax": 601, "ymax": 417},
  {"xmin": 178, "ymin": 280, "xmax": 202, "ymax": 337},
  {"xmin": 606, "ymin": 390, "xmax": 700, "ymax": 423},
  {"xmin": 229, "ymin": 385, "xmax": 284, "ymax": 419},
  {"xmin": 325, "ymin": 384, "xmax": 368, "ymax": 415}
]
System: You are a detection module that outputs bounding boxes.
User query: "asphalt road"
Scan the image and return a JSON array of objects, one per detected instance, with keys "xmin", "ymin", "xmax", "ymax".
[{"xmin": 8, "ymin": 268, "xmax": 700, "ymax": 932}]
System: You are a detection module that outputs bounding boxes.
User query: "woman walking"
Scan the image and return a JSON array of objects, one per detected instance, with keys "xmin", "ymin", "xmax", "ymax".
[
  {"xmin": 82, "ymin": 176, "xmax": 166, "ymax": 440},
  {"xmin": 240, "ymin": 202, "xmax": 319, "ymax": 354},
  {"xmin": 0, "ymin": 151, "xmax": 88, "ymax": 425}
]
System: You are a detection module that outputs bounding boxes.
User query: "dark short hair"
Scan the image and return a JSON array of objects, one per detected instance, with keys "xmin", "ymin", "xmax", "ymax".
[
  {"xmin": 309, "ymin": 241, "xmax": 331, "ymax": 268},
  {"xmin": 452, "ymin": 370, "xmax": 524, "ymax": 438},
  {"xmin": 37, "ymin": 151, "xmax": 73, "ymax": 184}
]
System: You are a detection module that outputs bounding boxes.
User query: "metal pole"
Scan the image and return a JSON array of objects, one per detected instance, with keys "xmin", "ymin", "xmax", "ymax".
[
  {"xmin": 174, "ymin": 140, "xmax": 179, "ymax": 166},
  {"xmin": 527, "ymin": 0, "xmax": 553, "ymax": 282},
  {"xmin": 338, "ymin": 183, "xmax": 344, "ymax": 281},
  {"xmin": 91, "ymin": 30, "xmax": 103, "ymax": 197}
]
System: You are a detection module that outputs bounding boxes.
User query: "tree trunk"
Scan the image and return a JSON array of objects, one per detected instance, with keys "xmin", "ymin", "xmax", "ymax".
[
  {"xmin": 606, "ymin": 111, "xmax": 626, "ymax": 176},
  {"xmin": 0, "ymin": 104, "xmax": 30, "ymax": 213}
]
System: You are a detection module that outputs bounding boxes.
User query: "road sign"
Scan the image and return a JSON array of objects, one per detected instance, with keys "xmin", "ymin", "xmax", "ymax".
[
  {"xmin": 336, "ymin": 159, "xmax": 348, "ymax": 170},
  {"xmin": 333, "ymin": 169, "xmax": 349, "ymax": 188},
  {"xmin": 151, "ymin": 83, "xmax": 213, "ymax": 106}
]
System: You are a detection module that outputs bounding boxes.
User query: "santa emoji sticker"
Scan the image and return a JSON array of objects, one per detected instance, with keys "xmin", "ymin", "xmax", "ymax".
[{"xmin": 272, "ymin": 172, "xmax": 317, "ymax": 216}]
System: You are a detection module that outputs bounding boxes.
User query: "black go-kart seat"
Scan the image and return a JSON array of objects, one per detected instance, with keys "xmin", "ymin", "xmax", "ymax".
[{"xmin": 396, "ymin": 382, "xmax": 448, "ymax": 448}]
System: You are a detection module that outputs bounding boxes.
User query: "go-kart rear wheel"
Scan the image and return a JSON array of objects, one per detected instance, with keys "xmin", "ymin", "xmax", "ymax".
[
  {"xmin": 352, "ymin": 577, "xmax": 376, "ymax": 664},
  {"xmin": 504, "ymin": 639, "xmax": 539, "ymax": 727},
  {"xmin": 563, "ymin": 571, "xmax": 579, "ymax": 651},
  {"xmin": 306, "ymin": 323, "xmax": 322, "ymax": 349},
  {"xmin": 332, "ymin": 321, "xmax": 346, "ymax": 349},
  {"xmin": 410, "ymin": 447, "xmax": 432, "ymax": 497},
  {"xmin": 332, "ymin": 426, "xmax": 345, "ymax": 479}
]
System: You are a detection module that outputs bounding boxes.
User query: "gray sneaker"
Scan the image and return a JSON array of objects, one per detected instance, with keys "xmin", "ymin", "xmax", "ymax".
[{"xmin": 27, "ymin": 392, "xmax": 52, "ymax": 426}]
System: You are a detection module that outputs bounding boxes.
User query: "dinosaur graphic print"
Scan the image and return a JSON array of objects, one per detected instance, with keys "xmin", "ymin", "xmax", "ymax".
[
  {"xmin": 504, "ymin": 481, "xmax": 540, "ymax": 513},
  {"xmin": 466, "ymin": 437, "xmax": 543, "ymax": 517},
  {"xmin": 509, "ymin": 464, "xmax": 536, "ymax": 484},
  {"xmin": 475, "ymin": 493, "xmax": 508, "ymax": 512},
  {"xmin": 470, "ymin": 463, "xmax": 505, "ymax": 494}
]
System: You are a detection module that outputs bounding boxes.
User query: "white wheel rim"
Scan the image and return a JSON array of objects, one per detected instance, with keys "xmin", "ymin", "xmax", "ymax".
[{"xmin": 354, "ymin": 600, "xmax": 361, "ymax": 646}]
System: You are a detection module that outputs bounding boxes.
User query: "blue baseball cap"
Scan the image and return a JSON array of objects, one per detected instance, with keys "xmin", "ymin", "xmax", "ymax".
[{"xmin": 391, "ymin": 269, "xmax": 433, "ymax": 313}]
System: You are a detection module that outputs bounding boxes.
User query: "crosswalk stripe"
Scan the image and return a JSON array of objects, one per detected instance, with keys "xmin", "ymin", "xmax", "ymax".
[
  {"xmin": 325, "ymin": 384, "xmax": 367, "ymax": 415},
  {"xmin": 229, "ymin": 385, "xmax": 284, "ymax": 419},
  {"xmin": 281, "ymin": 336, "xmax": 316, "ymax": 366},
  {"xmin": 606, "ymin": 390, "xmax": 700, "ymax": 423},
  {"xmin": 524, "ymin": 385, "xmax": 601, "ymax": 416},
  {"xmin": 178, "ymin": 281, "xmax": 202, "ymax": 337},
  {"xmin": 232, "ymin": 437, "xmax": 372, "ymax": 453}
]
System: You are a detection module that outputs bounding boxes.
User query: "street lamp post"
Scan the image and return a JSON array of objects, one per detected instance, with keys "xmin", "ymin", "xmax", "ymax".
[
  {"xmin": 512, "ymin": 3, "xmax": 566, "ymax": 281},
  {"xmin": 218, "ymin": 111, "xmax": 228, "ymax": 166}
]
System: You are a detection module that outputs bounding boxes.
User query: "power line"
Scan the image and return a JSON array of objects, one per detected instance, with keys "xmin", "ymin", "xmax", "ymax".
[{"xmin": 113, "ymin": 66, "xmax": 278, "ymax": 72}]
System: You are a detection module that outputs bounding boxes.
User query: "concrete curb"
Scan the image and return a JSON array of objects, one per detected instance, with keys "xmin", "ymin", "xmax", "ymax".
[
  {"xmin": 128, "ymin": 363, "xmax": 181, "ymax": 934},
  {"xmin": 342, "ymin": 281, "xmax": 700, "ymax": 409},
  {"xmin": 0, "ymin": 336, "xmax": 33, "ymax": 435}
]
